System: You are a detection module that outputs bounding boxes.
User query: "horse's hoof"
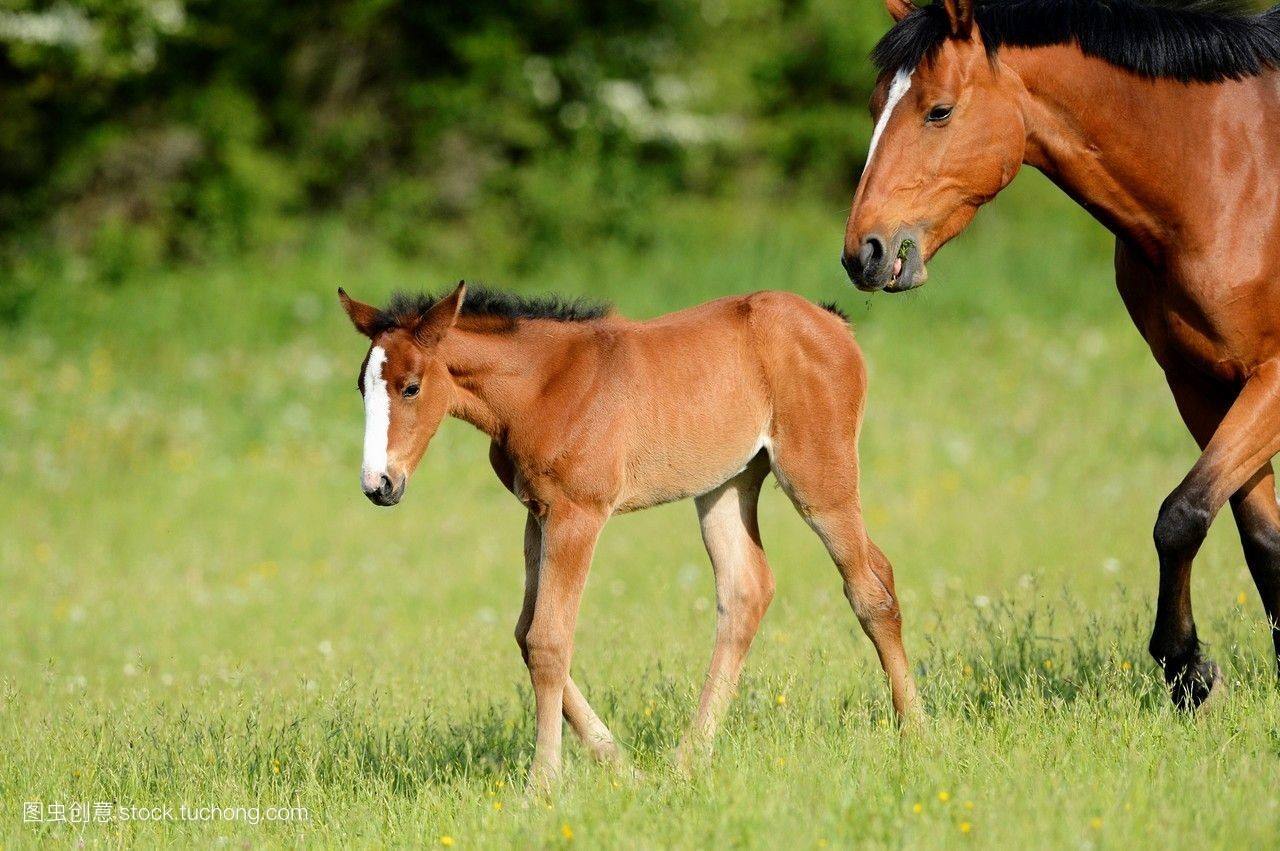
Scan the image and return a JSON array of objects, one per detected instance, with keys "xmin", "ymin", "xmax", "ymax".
[{"xmin": 1168, "ymin": 658, "xmax": 1222, "ymax": 712}]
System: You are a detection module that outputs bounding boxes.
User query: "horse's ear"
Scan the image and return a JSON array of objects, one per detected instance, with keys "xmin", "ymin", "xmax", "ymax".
[
  {"xmin": 415, "ymin": 281, "xmax": 466, "ymax": 346},
  {"xmin": 886, "ymin": 0, "xmax": 915, "ymax": 23},
  {"xmin": 942, "ymin": 0, "xmax": 974, "ymax": 35},
  {"xmin": 338, "ymin": 288, "xmax": 380, "ymax": 337}
]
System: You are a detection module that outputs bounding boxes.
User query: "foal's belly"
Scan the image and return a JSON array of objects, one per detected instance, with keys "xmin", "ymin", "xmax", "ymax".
[{"xmin": 613, "ymin": 421, "xmax": 770, "ymax": 513}]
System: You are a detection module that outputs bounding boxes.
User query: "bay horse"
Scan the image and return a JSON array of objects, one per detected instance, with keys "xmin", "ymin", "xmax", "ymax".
[
  {"xmin": 844, "ymin": 0, "xmax": 1280, "ymax": 709},
  {"xmin": 338, "ymin": 283, "xmax": 920, "ymax": 787}
]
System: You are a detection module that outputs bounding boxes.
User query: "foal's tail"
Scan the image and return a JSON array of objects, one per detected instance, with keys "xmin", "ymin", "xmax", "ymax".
[{"xmin": 818, "ymin": 300, "xmax": 850, "ymax": 322}]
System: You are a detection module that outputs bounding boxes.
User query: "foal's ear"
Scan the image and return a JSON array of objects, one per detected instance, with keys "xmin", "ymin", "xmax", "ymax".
[
  {"xmin": 942, "ymin": 0, "xmax": 974, "ymax": 35},
  {"xmin": 885, "ymin": 0, "xmax": 915, "ymax": 23},
  {"xmin": 414, "ymin": 281, "xmax": 466, "ymax": 347},
  {"xmin": 338, "ymin": 288, "xmax": 380, "ymax": 337}
]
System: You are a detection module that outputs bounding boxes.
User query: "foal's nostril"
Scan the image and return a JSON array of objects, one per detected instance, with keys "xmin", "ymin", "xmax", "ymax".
[{"xmin": 378, "ymin": 474, "xmax": 393, "ymax": 498}]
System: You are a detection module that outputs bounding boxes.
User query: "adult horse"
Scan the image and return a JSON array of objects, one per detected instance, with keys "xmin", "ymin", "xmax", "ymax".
[{"xmin": 844, "ymin": 0, "xmax": 1280, "ymax": 709}]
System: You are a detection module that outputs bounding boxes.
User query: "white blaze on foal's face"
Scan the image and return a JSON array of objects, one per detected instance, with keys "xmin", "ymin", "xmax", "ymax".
[
  {"xmin": 340, "ymin": 284, "xmax": 467, "ymax": 506},
  {"xmin": 360, "ymin": 345, "xmax": 390, "ymax": 492}
]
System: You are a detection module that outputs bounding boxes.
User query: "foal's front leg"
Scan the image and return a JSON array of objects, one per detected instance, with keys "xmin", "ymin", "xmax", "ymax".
[
  {"xmin": 516, "ymin": 512, "xmax": 620, "ymax": 766},
  {"xmin": 523, "ymin": 502, "xmax": 606, "ymax": 790}
]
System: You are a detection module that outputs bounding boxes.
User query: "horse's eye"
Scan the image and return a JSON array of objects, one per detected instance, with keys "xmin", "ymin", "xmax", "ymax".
[
  {"xmin": 402, "ymin": 384, "xmax": 420, "ymax": 399},
  {"xmin": 927, "ymin": 105, "xmax": 953, "ymax": 123}
]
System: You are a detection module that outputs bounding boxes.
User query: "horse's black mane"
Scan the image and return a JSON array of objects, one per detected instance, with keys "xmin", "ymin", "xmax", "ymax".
[
  {"xmin": 373, "ymin": 284, "xmax": 611, "ymax": 333},
  {"xmin": 873, "ymin": 0, "xmax": 1280, "ymax": 83}
]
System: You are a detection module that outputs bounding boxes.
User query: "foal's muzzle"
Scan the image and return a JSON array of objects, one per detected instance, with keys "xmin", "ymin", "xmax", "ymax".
[
  {"xmin": 841, "ymin": 228, "xmax": 926, "ymax": 293},
  {"xmin": 363, "ymin": 471, "xmax": 405, "ymax": 506}
]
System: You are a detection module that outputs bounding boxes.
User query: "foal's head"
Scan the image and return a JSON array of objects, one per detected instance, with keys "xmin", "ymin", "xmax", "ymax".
[
  {"xmin": 339, "ymin": 283, "xmax": 465, "ymax": 506},
  {"xmin": 843, "ymin": 0, "xmax": 1026, "ymax": 292}
]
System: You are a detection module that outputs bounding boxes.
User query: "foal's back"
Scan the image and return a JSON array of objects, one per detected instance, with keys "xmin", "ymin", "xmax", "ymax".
[{"xmin": 600, "ymin": 291, "xmax": 865, "ymax": 512}]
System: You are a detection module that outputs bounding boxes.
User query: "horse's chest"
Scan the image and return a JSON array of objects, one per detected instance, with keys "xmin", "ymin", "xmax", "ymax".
[{"xmin": 1119, "ymin": 269, "xmax": 1264, "ymax": 384}]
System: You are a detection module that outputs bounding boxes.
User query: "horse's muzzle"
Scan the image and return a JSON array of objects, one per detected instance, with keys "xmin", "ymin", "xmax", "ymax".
[
  {"xmin": 841, "ymin": 229, "xmax": 926, "ymax": 293},
  {"xmin": 363, "ymin": 471, "xmax": 405, "ymax": 506}
]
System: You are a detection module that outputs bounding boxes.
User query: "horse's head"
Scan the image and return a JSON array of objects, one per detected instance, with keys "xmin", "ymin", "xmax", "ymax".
[
  {"xmin": 843, "ymin": 0, "xmax": 1026, "ymax": 292},
  {"xmin": 338, "ymin": 283, "xmax": 465, "ymax": 506}
]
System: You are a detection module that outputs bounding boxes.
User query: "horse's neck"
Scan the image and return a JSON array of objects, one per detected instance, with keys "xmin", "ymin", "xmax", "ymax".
[
  {"xmin": 439, "ymin": 322, "xmax": 580, "ymax": 441},
  {"xmin": 1007, "ymin": 45, "xmax": 1266, "ymax": 266}
]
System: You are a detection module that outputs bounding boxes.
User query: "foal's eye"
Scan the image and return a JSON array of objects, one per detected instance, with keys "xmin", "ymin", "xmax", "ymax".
[
  {"xmin": 402, "ymin": 384, "xmax": 420, "ymax": 399},
  {"xmin": 927, "ymin": 105, "xmax": 954, "ymax": 123}
]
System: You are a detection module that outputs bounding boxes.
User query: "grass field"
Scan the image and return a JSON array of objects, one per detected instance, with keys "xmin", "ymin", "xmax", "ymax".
[{"xmin": 4, "ymin": 173, "xmax": 1280, "ymax": 848}]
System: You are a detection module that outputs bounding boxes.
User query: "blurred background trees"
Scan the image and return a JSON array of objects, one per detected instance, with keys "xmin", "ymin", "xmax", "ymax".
[{"xmin": 0, "ymin": 0, "xmax": 888, "ymax": 313}]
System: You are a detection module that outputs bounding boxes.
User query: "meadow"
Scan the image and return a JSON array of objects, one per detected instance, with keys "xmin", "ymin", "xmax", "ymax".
[{"xmin": 3, "ymin": 173, "xmax": 1280, "ymax": 848}]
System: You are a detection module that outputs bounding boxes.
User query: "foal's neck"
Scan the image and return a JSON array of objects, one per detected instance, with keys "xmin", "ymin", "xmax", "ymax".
[
  {"xmin": 1006, "ymin": 45, "xmax": 1257, "ymax": 267},
  {"xmin": 439, "ymin": 319, "xmax": 588, "ymax": 442}
]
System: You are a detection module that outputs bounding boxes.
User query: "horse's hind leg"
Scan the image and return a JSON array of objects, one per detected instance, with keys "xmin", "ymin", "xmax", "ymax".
[
  {"xmin": 676, "ymin": 456, "xmax": 774, "ymax": 767},
  {"xmin": 516, "ymin": 512, "xmax": 620, "ymax": 765},
  {"xmin": 1231, "ymin": 465, "xmax": 1280, "ymax": 674}
]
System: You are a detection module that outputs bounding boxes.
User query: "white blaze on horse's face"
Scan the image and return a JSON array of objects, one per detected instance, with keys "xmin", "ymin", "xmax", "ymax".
[
  {"xmin": 865, "ymin": 66, "xmax": 914, "ymax": 171},
  {"xmin": 361, "ymin": 345, "xmax": 390, "ymax": 491}
]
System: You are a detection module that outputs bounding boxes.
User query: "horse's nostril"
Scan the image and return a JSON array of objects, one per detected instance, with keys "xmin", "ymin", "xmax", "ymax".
[
  {"xmin": 379, "ymin": 474, "xmax": 393, "ymax": 497},
  {"xmin": 860, "ymin": 235, "xmax": 886, "ymax": 271},
  {"xmin": 841, "ymin": 249, "xmax": 860, "ymax": 278}
]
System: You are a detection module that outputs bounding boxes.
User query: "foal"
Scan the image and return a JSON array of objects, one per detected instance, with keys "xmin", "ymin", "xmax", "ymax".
[{"xmin": 339, "ymin": 282, "xmax": 919, "ymax": 786}]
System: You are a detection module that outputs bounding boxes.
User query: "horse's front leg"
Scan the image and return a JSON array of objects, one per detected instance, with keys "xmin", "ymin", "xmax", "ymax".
[
  {"xmin": 1153, "ymin": 360, "xmax": 1280, "ymax": 709},
  {"xmin": 523, "ymin": 502, "xmax": 606, "ymax": 791},
  {"xmin": 515, "ymin": 512, "xmax": 620, "ymax": 766}
]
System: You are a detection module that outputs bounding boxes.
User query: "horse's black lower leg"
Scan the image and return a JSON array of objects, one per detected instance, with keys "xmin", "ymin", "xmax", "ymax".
[
  {"xmin": 1232, "ymin": 471, "xmax": 1280, "ymax": 675},
  {"xmin": 1151, "ymin": 488, "xmax": 1221, "ymax": 710}
]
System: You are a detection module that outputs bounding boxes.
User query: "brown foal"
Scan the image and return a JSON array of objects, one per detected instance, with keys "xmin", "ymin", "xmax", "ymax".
[
  {"xmin": 846, "ymin": 0, "xmax": 1280, "ymax": 710},
  {"xmin": 339, "ymin": 283, "xmax": 919, "ymax": 787}
]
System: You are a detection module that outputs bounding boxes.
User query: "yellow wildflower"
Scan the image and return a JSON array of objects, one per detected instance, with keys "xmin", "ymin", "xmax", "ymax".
[
  {"xmin": 561, "ymin": 822, "xmax": 574, "ymax": 841},
  {"xmin": 440, "ymin": 837, "xmax": 454, "ymax": 847},
  {"xmin": 938, "ymin": 791, "xmax": 951, "ymax": 803},
  {"xmin": 959, "ymin": 822, "xmax": 972, "ymax": 834}
]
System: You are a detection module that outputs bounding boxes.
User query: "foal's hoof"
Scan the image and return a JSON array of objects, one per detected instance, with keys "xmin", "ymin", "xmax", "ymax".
[
  {"xmin": 1166, "ymin": 658, "xmax": 1223, "ymax": 712},
  {"xmin": 898, "ymin": 709, "xmax": 928, "ymax": 737},
  {"xmin": 673, "ymin": 737, "xmax": 715, "ymax": 778},
  {"xmin": 524, "ymin": 764, "xmax": 560, "ymax": 798}
]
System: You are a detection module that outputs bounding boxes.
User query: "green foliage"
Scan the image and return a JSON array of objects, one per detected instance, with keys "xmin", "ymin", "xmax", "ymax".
[{"xmin": 0, "ymin": 0, "xmax": 893, "ymax": 302}]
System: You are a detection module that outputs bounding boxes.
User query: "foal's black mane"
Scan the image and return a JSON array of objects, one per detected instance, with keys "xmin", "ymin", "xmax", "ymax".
[
  {"xmin": 874, "ymin": 0, "xmax": 1280, "ymax": 83},
  {"xmin": 374, "ymin": 285, "xmax": 611, "ymax": 333}
]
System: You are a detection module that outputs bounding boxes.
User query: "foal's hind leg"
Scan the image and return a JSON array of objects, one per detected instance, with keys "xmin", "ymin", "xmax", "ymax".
[
  {"xmin": 676, "ymin": 456, "xmax": 774, "ymax": 767},
  {"xmin": 516, "ymin": 512, "xmax": 620, "ymax": 765},
  {"xmin": 771, "ymin": 454, "xmax": 920, "ymax": 724},
  {"xmin": 814, "ymin": 506, "xmax": 920, "ymax": 723}
]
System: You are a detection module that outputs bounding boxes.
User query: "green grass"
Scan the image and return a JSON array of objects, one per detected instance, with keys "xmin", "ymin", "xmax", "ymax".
[{"xmin": 3, "ymin": 173, "xmax": 1279, "ymax": 848}]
